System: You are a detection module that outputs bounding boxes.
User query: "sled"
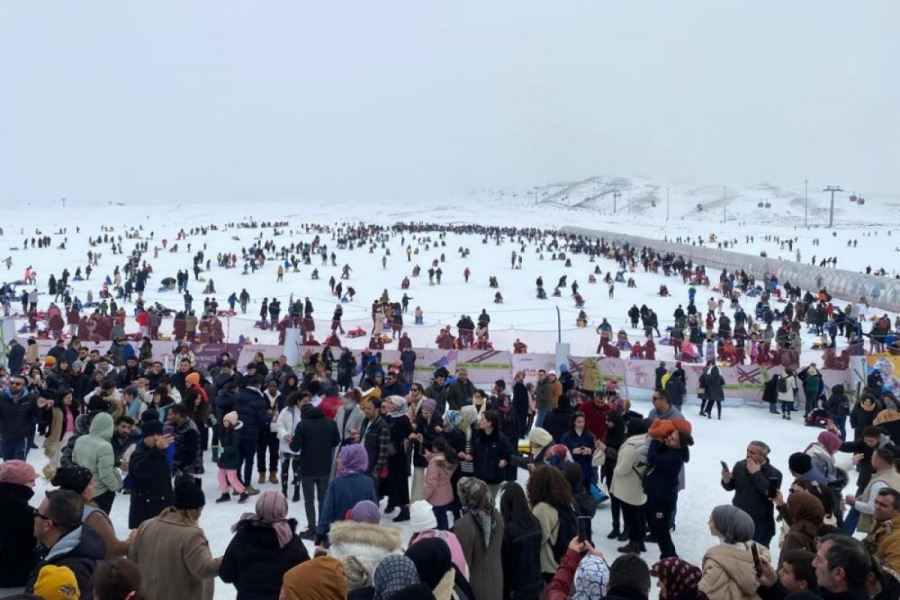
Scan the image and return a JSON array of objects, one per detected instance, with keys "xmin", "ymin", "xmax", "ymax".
[{"xmin": 346, "ymin": 327, "xmax": 368, "ymax": 338}]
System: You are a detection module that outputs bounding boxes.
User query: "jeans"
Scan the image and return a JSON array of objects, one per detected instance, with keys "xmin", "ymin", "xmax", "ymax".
[
  {"xmin": 238, "ymin": 437, "xmax": 258, "ymax": 486},
  {"xmin": 781, "ymin": 401, "xmax": 794, "ymax": 415},
  {"xmin": 301, "ymin": 476, "xmax": 329, "ymax": 532},
  {"xmin": 843, "ymin": 506, "xmax": 860, "ymax": 534},
  {"xmin": 256, "ymin": 430, "xmax": 279, "ymax": 473},
  {"xmin": 646, "ymin": 498, "xmax": 677, "ymax": 558},
  {"xmin": 0, "ymin": 438, "xmax": 27, "ymax": 461},
  {"xmin": 832, "ymin": 416, "xmax": 847, "ymax": 440},
  {"xmin": 535, "ymin": 408, "xmax": 549, "ymax": 429},
  {"xmin": 433, "ymin": 504, "xmax": 451, "ymax": 530},
  {"xmin": 281, "ymin": 454, "xmax": 302, "ymax": 492},
  {"xmin": 94, "ymin": 490, "xmax": 116, "ymax": 514}
]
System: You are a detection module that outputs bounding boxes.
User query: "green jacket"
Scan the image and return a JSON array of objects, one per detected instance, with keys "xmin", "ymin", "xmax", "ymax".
[{"xmin": 72, "ymin": 412, "xmax": 123, "ymax": 496}]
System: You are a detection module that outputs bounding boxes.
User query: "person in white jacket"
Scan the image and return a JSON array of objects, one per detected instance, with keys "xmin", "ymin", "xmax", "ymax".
[
  {"xmin": 611, "ymin": 418, "xmax": 649, "ymax": 554},
  {"xmin": 276, "ymin": 391, "xmax": 306, "ymax": 501}
]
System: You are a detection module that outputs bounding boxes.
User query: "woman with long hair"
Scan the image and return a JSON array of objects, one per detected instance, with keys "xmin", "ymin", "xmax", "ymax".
[
  {"xmin": 499, "ymin": 482, "xmax": 542, "ymax": 600},
  {"xmin": 527, "ymin": 465, "xmax": 574, "ymax": 582}
]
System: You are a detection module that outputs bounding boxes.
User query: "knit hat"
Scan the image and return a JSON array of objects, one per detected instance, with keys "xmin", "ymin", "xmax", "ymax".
[
  {"xmin": 573, "ymin": 554, "xmax": 610, "ymax": 600},
  {"xmin": 419, "ymin": 397, "xmax": 437, "ymax": 415},
  {"xmin": 349, "ymin": 500, "xmax": 381, "ymax": 524},
  {"xmin": 788, "ymin": 452, "xmax": 813, "ymax": 475},
  {"xmin": 652, "ymin": 557, "xmax": 702, "ymax": 600},
  {"xmin": 817, "ymin": 431, "xmax": 842, "ymax": 454},
  {"xmin": 44, "ymin": 356, "xmax": 57, "ymax": 367},
  {"xmin": 185, "ymin": 372, "xmax": 201, "ymax": 387},
  {"xmin": 174, "ymin": 479, "xmax": 205, "ymax": 510},
  {"xmin": 223, "ymin": 411, "xmax": 239, "ymax": 427},
  {"xmin": 710, "ymin": 505, "xmax": 755, "ymax": 544},
  {"xmin": 33, "ymin": 565, "xmax": 79, "ymax": 600},
  {"xmin": 141, "ymin": 420, "xmax": 164, "ymax": 437},
  {"xmin": 281, "ymin": 556, "xmax": 347, "ymax": 600},
  {"xmin": 409, "ymin": 500, "xmax": 437, "ymax": 533},
  {"xmin": 0, "ymin": 460, "xmax": 37, "ymax": 487},
  {"xmin": 51, "ymin": 465, "xmax": 93, "ymax": 494}
]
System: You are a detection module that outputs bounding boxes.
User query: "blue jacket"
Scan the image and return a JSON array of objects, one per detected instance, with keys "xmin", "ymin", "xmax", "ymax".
[
  {"xmin": 317, "ymin": 473, "xmax": 377, "ymax": 537},
  {"xmin": 233, "ymin": 387, "xmax": 270, "ymax": 440},
  {"xmin": 644, "ymin": 439, "xmax": 689, "ymax": 504}
]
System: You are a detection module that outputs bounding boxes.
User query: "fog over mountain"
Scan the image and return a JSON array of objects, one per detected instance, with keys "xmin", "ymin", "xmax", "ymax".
[{"xmin": 1, "ymin": 1, "xmax": 897, "ymax": 206}]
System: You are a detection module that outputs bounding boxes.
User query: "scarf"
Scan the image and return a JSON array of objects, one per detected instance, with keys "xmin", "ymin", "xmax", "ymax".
[
  {"xmin": 386, "ymin": 395, "xmax": 409, "ymax": 418},
  {"xmin": 373, "ymin": 555, "xmax": 420, "ymax": 600},
  {"xmin": 572, "ymin": 555, "xmax": 610, "ymax": 600},
  {"xmin": 457, "ymin": 476, "xmax": 498, "ymax": 548},
  {"xmin": 233, "ymin": 490, "xmax": 293, "ymax": 549},
  {"xmin": 652, "ymin": 557, "xmax": 702, "ymax": 600},
  {"xmin": 336, "ymin": 444, "xmax": 369, "ymax": 478},
  {"xmin": 444, "ymin": 410, "xmax": 461, "ymax": 432}
]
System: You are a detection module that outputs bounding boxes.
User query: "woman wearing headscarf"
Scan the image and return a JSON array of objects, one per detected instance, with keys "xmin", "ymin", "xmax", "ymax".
[
  {"xmin": 373, "ymin": 555, "xmax": 421, "ymax": 600},
  {"xmin": 318, "ymin": 444, "xmax": 378, "ymax": 542},
  {"xmin": 698, "ymin": 505, "xmax": 770, "ymax": 600},
  {"xmin": 406, "ymin": 536, "xmax": 476, "ymax": 600},
  {"xmin": 653, "ymin": 556, "xmax": 702, "ymax": 600},
  {"xmin": 545, "ymin": 538, "xmax": 610, "ymax": 600},
  {"xmin": 280, "ymin": 556, "xmax": 348, "ymax": 600},
  {"xmin": 382, "ymin": 395, "xmax": 413, "ymax": 522},
  {"xmin": 220, "ymin": 490, "xmax": 309, "ymax": 600},
  {"xmin": 453, "ymin": 477, "xmax": 505, "ymax": 600},
  {"xmin": 779, "ymin": 490, "xmax": 825, "ymax": 562}
]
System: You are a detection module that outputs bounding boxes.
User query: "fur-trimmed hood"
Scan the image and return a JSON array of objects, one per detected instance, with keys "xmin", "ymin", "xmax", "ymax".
[{"xmin": 327, "ymin": 521, "xmax": 403, "ymax": 567}]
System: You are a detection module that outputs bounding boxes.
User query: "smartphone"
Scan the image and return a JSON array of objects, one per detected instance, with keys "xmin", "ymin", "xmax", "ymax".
[
  {"xmin": 750, "ymin": 543, "xmax": 763, "ymax": 577},
  {"xmin": 720, "ymin": 461, "xmax": 729, "ymax": 472},
  {"xmin": 767, "ymin": 478, "xmax": 780, "ymax": 499},
  {"xmin": 577, "ymin": 516, "xmax": 591, "ymax": 543}
]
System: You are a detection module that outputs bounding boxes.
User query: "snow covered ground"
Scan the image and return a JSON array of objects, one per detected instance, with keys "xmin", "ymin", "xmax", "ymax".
[{"xmin": 1, "ymin": 180, "xmax": 892, "ymax": 599}]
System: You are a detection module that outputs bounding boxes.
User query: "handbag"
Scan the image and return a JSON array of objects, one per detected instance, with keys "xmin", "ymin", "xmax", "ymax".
[{"xmin": 591, "ymin": 447, "xmax": 606, "ymax": 467}]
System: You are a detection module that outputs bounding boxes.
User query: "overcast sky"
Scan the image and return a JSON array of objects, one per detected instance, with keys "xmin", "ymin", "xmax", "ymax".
[{"xmin": 1, "ymin": 1, "xmax": 897, "ymax": 206}]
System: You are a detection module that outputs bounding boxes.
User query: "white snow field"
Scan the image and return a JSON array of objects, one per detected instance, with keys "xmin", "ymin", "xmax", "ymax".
[{"xmin": 2, "ymin": 182, "xmax": 897, "ymax": 599}]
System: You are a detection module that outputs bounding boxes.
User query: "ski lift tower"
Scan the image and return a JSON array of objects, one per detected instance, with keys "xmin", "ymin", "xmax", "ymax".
[{"xmin": 823, "ymin": 185, "xmax": 843, "ymax": 228}]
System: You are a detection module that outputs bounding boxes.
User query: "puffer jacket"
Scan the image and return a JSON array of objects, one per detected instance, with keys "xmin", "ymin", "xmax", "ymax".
[
  {"xmin": 698, "ymin": 542, "xmax": 770, "ymax": 600},
  {"xmin": 327, "ymin": 521, "xmax": 403, "ymax": 567},
  {"xmin": 0, "ymin": 388, "xmax": 38, "ymax": 441},
  {"xmin": 72, "ymin": 412, "xmax": 123, "ymax": 496}
]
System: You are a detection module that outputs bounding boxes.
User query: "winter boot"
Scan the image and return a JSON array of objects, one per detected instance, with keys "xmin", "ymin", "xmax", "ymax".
[
  {"xmin": 281, "ymin": 481, "xmax": 288, "ymax": 497},
  {"xmin": 393, "ymin": 506, "xmax": 411, "ymax": 522},
  {"xmin": 238, "ymin": 492, "xmax": 250, "ymax": 504},
  {"xmin": 258, "ymin": 472, "xmax": 266, "ymax": 485},
  {"xmin": 607, "ymin": 526, "xmax": 621, "ymax": 539},
  {"xmin": 215, "ymin": 493, "xmax": 231, "ymax": 503},
  {"xmin": 245, "ymin": 485, "xmax": 261, "ymax": 496},
  {"xmin": 269, "ymin": 471, "xmax": 279, "ymax": 484},
  {"xmin": 616, "ymin": 542, "xmax": 642, "ymax": 553},
  {"xmin": 292, "ymin": 486, "xmax": 300, "ymax": 503}
]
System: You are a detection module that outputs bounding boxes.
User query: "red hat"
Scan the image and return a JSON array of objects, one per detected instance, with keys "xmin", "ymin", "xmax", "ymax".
[{"xmin": 0, "ymin": 460, "xmax": 37, "ymax": 486}]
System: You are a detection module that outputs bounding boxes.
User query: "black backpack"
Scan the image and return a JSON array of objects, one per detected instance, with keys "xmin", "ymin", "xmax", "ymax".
[
  {"xmin": 777, "ymin": 377, "xmax": 788, "ymax": 394},
  {"xmin": 549, "ymin": 504, "xmax": 578, "ymax": 563}
]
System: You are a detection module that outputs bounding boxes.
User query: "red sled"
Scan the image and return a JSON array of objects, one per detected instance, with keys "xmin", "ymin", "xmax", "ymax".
[{"xmin": 346, "ymin": 327, "xmax": 368, "ymax": 338}]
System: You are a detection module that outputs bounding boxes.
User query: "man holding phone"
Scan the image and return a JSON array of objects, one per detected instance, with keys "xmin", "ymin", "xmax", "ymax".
[{"xmin": 721, "ymin": 440, "xmax": 782, "ymax": 548}]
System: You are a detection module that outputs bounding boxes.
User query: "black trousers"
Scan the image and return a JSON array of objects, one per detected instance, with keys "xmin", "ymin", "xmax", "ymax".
[
  {"xmin": 94, "ymin": 490, "xmax": 116, "ymax": 514},
  {"xmin": 301, "ymin": 476, "xmax": 329, "ymax": 532},
  {"xmin": 646, "ymin": 498, "xmax": 677, "ymax": 558},
  {"xmin": 621, "ymin": 500, "xmax": 645, "ymax": 544},
  {"xmin": 281, "ymin": 454, "xmax": 301, "ymax": 490},
  {"xmin": 257, "ymin": 430, "xmax": 279, "ymax": 473}
]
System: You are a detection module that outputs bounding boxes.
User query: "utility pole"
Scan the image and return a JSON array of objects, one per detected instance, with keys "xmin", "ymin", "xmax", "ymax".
[
  {"xmin": 722, "ymin": 185, "xmax": 727, "ymax": 223},
  {"xmin": 612, "ymin": 191, "xmax": 621, "ymax": 214},
  {"xmin": 824, "ymin": 185, "xmax": 843, "ymax": 228},
  {"xmin": 804, "ymin": 179, "xmax": 808, "ymax": 228},
  {"xmin": 666, "ymin": 187, "xmax": 670, "ymax": 221}
]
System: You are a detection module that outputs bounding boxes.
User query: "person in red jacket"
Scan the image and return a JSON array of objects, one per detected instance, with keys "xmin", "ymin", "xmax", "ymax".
[{"xmin": 580, "ymin": 394, "xmax": 610, "ymax": 444}]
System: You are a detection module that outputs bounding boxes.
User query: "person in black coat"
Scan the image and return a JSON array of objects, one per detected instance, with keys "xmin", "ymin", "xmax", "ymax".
[
  {"xmin": 720, "ymin": 441, "xmax": 782, "ymax": 548},
  {"xmin": 127, "ymin": 420, "xmax": 173, "ymax": 529},
  {"xmin": 231, "ymin": 376, "xmax": 271, "ymax": 489},
  {"xmin": 511, "ymin": 373, "xmax": 530, "ymax": 438},
  {"xmin": 470, "ymin": 410, "xmax": 512, "ymax": 495},
  {"xmin": 289, "ymin": 404, "xmax": 340, "ymax": 537},
  {"xmin": 644, "ymin": 430, "xmax": 692, "ymax": 559},
  {"xmin": 6, "ymin": 339, "xmax": 25, "ymax": 375},
  {"xmin": 543, "ymin": 394, "xmax": 574, "ymax": 443},
  {"xmin": 220, "ymin": 491, "xmax": 310, "ymax": 600},
  {"xmin": 0, "ymin": 460, "xmax": 39, "ymax": 588},
  {"xmin": 499, "ymin": 481, "xmax": 542, "ymax": 600}
]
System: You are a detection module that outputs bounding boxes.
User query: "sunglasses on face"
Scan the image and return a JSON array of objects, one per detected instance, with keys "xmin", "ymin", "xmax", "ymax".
[{"xmin": 32, "ymin": 508, "xmax": 51, "ymax": 522}]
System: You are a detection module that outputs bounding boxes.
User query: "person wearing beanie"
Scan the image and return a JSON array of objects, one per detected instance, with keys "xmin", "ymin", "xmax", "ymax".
[
  {"xmin": 409, "ymin": 499, "xmax": 438, "ymax": 533},
  {"xmin": 281, "ymin": 556, "xmax": 347, "ymax": 600},
  {"xmin": 699, "ymin": 505, "xmax": 770, "ymax": 600},
  {"xmin": 51, "ymin": 465, "xmax": 130, "ymax": 559},
  {"xmin": 220, "ymin": 490, "xmax": 310, "ymax": 600},
  {"xmin": 0, "ymin": 460, "xmax": 39, "ymax": 588},
  {"xmin": 127, "ymin": 419, "xmax": 173, "ymax": 529},
  {"xmin": 32, "ymin": 565, "xmax": 79, "ymax": 600},
  {"xmin": 128, "ymin": 480, "xmax": 222, "ymax": 600}
]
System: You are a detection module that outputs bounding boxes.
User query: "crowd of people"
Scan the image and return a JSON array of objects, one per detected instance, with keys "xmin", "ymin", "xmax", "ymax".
[{"xmin": 0, "ymin": 329, "xmax": 899, "ymax": 600}]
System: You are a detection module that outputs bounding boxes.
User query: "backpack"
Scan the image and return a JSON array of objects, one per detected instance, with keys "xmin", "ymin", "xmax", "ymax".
[
  {"xmin": 549, "ymin": 504, "xmax": 578, "ymax": 563},
  {"xmin": 777, "ymin": 377, "xmax": 788, "ymax": 393}
]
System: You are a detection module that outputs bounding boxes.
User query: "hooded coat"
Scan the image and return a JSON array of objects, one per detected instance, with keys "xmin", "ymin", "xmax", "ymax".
[
  {"xmin": 698, "ymin": 542, "xmax": 770, "ymax": 600},
  {"xmin": 0, "ymin": 481, "xmax": 38, "ymax": 587},
  {"xmin": 72, "ymin": 412, "xmax": 122, "ymax": 496},
  {"xmin": 327, "ymin": 520, "xmax": 403, "ymax": 567},
  {"xmin": 128, "ymin": 440, "xmax": 173, "ymax": 529},
  {"xmin": 26, "ymin": 525, "xmax": 106, "ymax": 599}
]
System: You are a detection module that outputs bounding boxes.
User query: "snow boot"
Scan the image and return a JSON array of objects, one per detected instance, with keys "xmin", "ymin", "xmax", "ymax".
[
  {"xmin": 258, "ymin": 472, "xmax": 266, "ymax": 485},
  {"xmin": 215, "ymin": 493, "xmax": 231, "ymax": 503},
  {"xmin": 292, "ymin": 486, "xmax": 300, "ymax": 503},
  {"xmin": 393, "ymin": 507, "xmax": 410, "ymax": 522},
  {"xmin": 269, "ymin": 471, "xmax": 279, "ymax": 484},
  {"xmin": 238, "ymin": 492, "xmax": 250, "ymax": 504}
]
